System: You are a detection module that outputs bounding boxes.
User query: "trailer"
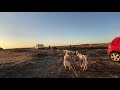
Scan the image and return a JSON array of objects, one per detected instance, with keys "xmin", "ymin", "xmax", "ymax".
[{"xmin": 34, "ymin": 44, "xmax": 44, "ymax": 49}]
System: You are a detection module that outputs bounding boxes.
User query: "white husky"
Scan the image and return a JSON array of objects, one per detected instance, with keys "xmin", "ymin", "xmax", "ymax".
[
  {"xmin": 63, "ymin": 50, "xmax": 73, "ymax": 70},
  {"xmin": 76, "ymin": 51, "xmax": 88, "ymax": 71},
  {"xmin": 63, "ymin": 50, "xmax": 78, "ymax": 77}
]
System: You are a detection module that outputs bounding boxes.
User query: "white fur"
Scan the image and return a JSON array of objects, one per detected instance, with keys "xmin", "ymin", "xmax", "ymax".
[
  {"xmin": 63, "ymin": 50, "xmax": 78, "ymax": 77},
  {"xmin": 76, "ymin": 51, "xmax": 88, "ymax": 71},
  {"xmin": 63, "ymin": 50, "xmax": 72, "ymax": 70}
]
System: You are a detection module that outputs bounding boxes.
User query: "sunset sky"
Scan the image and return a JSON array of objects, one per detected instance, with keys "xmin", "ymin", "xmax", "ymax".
[{"xmin": 0, "ymin": 12, "xmax": 120, "ymax": 49}]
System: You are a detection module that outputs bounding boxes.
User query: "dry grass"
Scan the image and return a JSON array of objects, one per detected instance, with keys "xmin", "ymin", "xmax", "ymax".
[{"xmin": 0, "ymin": 43, "xmax": 120, "ymax": 78}]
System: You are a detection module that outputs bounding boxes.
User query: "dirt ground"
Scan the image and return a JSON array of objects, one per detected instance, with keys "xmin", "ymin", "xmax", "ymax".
[{"xmin": 0, "ymin": 48, "xmax": 120, "ymax": 78}]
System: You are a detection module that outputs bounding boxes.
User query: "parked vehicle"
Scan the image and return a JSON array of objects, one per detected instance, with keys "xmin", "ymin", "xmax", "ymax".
[{"xmin": 108, "ymin": 36, "xmax": 120, "ymax": 61}]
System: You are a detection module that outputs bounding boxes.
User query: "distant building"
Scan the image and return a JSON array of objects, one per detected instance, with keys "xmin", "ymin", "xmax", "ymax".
[{"xmin": 34, "ymin": 44, "xmax": 44, "ymax": 49}]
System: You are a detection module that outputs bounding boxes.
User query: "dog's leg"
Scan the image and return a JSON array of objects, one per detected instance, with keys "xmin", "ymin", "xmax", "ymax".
[
  {"xmin": 72, "ymin": 63, "xmax": 76, "ymax": 72},
  {"xmin": 83, "ymin": 67, "xmax": 85, "ymax": 71},
  {"xmin": 80, "ymin": 65, "xmax": 83, "ymax": 71},
  {"xmin": 64, "ymin": 60, "xmax": 67, "ymax": 70},
  {"xmin": 79, "ymin": 65, "xmax": 81, "ymax": 71},
  {"xmin": 83, "ymin": 64, "xmax": 87, "ymax": 71},
  {"xmin": 84, "ymin": 65, "xmax": 88, "ymax": 71},
  {"xmin": 81, "ymin": 67, "xmax": 83, "ymax": 71},
  {"xmin": 64, "ymin": 65, "xmax": 67, "ymax": 70},
  {"xmin": 69, "ymin": 66, "xmax": 71, "ymax": 71},
  {"xmin": 70, "ymin": 65, "xmax": 78, "ymax": 78},
  {"xmin": 64, "ymin": 66, "xmax": 67, "ymax": 78},
  {"xmin": 80, "ymin": 60, "xmax": 83, "ymax": 71},
  {"xmin": 83, "ymin": 61, "xmax": 88, "ymax": 71}
]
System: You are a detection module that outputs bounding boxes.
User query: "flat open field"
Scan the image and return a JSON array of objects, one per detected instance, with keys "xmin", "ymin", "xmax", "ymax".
[{"xmin": 0, "ymin": 43, "xmax": 120, "ymax": 78}]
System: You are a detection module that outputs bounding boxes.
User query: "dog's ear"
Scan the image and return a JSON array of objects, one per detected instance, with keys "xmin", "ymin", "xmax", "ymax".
[
  {"xmin": 76, "ymin": 51, "xmax": 79, "ymax": 54},
  {"xmin": 63, "ymin": 50, "xmax": 69, "ymax": 55}
]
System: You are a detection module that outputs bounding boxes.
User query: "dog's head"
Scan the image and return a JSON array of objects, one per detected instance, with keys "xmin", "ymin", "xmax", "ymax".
[
  {"xmin": 63, "ymin": 50, "xmax": 69, "ymax": 55},
  {"xmin": 63, "ymin": 50, "xmax": 79, "ymax": 61},
  {"xmin": 76, "ymin": 51, "xmax": 80, "ymax": 55},
  {"xmin": 68, "ymin": 51, "xmax": 78, "ymax": 61},
  {"xmin": 63, "ymin": 50, "xmax": 70, "ymax": 57},
  {"xmin": 69, "ymin": 51, "xmax": 76, "ymax": 58},
  {"xmin": 63, "ymin": 50, "xmax": 73, "ymax": 56}
]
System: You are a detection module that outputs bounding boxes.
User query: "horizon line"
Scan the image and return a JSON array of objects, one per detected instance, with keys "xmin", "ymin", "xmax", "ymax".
[{"xmin": 3, "ymin": 42, "xmax": 110, "ymax": 49}]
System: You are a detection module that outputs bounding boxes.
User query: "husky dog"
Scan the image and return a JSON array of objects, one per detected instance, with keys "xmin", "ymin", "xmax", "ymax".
[
  {"xmin": 63, "ymin": 50, "xmax": 73, "ymax": 70},
  {"xmin": 63, "ymin": 50, "xmax": 78, "ymax": 77},
  {"xmin": 76, "ymin": 51, "xmax": 88, "ymax": 71}
]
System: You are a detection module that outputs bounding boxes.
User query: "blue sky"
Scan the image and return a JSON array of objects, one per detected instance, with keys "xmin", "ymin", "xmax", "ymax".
[{"xmin": 0, "ymin": 12, "xmax": 120, "ymax": 49}]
